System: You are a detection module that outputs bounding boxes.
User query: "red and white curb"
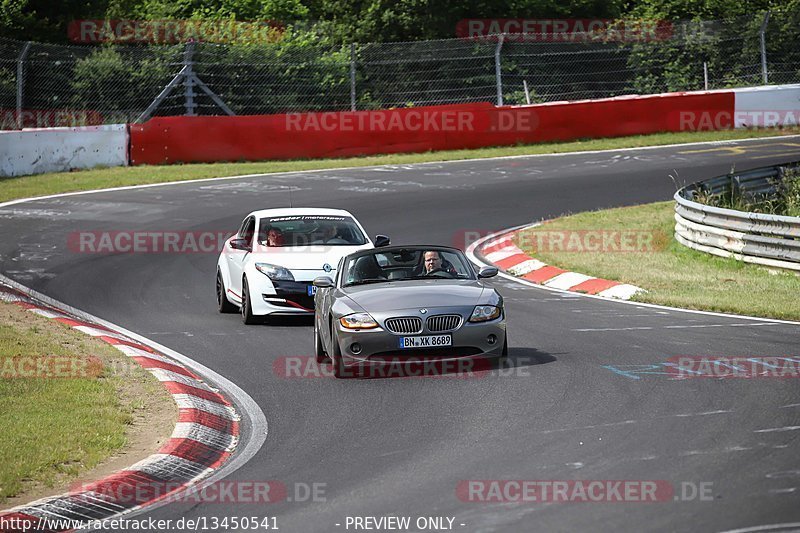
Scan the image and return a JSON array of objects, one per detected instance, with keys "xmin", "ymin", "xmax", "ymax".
[
  {"xmin": 471, "ymin": 224, "xmax": 645, "ymax": 300},
  {"xmin": 0, "ymin": 282, "xmax": 240, "ymax": 532}
]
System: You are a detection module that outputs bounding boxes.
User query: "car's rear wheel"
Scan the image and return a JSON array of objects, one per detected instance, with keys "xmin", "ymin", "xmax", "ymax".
[
  {"xmin": 330, "ymin": 328, "xmax": 346, "ymax": 379},
  {"xmin": 241, "ymin": 277, "xmax": 259, "ymax": 325},
  {"xmin": 216, "ymin": 270, "xmax": 237, "ymax": 313},
  {"xmin": 315, "ymin": 322, "xmax": 328, "ymax": 364}
]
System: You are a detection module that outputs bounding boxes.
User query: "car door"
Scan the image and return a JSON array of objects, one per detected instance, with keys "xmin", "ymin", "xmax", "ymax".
[{"xmin": 226, "ymin": 216, "xmax": 255, "ymax": 299}]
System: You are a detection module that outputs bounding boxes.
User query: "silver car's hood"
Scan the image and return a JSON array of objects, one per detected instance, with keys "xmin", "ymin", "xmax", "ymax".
[{"xmin": 341, "ymin": 280, "xmax": 485, "ymax": 311}]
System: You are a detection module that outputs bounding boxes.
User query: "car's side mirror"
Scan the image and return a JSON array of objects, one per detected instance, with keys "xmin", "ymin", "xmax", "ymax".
[
  {"xmin": 229, "ymin": 238, "xmax": 251, "ymax": 252},
  {"xmin": 313, "ymin": 276, "xmax": 335, "ymax": 288},
  {"xmin": 374, "ymin": 235, "xmax": 391, "ymax": 247},
  {"xmin": 478, "ymin": 266, "xmax": 499, "ymax": 278}
]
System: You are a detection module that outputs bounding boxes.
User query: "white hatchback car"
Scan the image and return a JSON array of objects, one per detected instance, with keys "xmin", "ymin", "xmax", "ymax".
[{"xmin": 216, "ymin": 208, "xmax": 386, "ymax": 324}]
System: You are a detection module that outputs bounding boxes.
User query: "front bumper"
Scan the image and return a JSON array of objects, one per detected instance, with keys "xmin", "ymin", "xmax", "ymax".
[
  {"xmin": 261, "ymin": 280, "xmax": 315, "ymax": 313},
  {"xmin": 335, "ymin": 318, "xmax": 507, "ymax": 368},
  {"xmin": 248, "ymin": 274, "xmax": 328, "ymax": 315}
]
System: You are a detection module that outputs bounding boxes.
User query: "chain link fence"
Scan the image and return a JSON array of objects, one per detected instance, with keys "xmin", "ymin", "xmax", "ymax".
[{"xmin": 1, "ymin": 12, "xmax": 798, "ymax": 129}]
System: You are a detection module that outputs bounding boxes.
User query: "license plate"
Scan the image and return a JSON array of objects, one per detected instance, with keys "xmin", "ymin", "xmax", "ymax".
[
  {"xmin": 398, "ymin": 335, "xmax": 452, "ymax": 349},
  {"xmin": 307, "ymin": 285, "xmax": 317, "ymax": 296}
]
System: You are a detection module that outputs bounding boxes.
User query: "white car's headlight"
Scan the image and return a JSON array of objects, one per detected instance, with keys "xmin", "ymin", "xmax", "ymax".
[
  {"xmin": 469, "ymin": 305, "xmax": 501, "ymax": 323},
  {"xmin": 255, "ymin": 263, "xmax": 295, "ymax": 281},
  {"xmin": 339, "ymin": 312, "xmax": 379, "ymax": 330}
]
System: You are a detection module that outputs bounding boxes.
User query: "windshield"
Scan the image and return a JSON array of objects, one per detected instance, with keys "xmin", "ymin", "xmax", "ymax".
[
  {"xmin": 257, "ymin": 215, "xmax": 368, "ymax": 247},
  {"xmin": 343, "ymin": 248, "xmax": 476, "ymax": 286}
]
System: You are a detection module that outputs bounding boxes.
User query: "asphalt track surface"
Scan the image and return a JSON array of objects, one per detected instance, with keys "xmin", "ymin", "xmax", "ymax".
[{"xmin": 1, "ymin": 137, "xmax": 799, "ymax": 532}]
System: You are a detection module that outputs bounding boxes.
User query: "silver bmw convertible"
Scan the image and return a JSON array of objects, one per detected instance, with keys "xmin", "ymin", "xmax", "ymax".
[{"xmin": 313, "ymin": 245, "xmax": 507, "ymax": 378}]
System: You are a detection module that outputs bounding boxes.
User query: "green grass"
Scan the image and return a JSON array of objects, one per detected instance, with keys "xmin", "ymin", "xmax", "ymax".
[
  {"xmin": 693, "ymin": 167, "xmax": 800, "ymax": 217},
  {"xmin": 1, "ymin": 127, "xmax": 799, "ymax": 203},
  {"xmin": 0, "ymin": 302, "xmax": 170, "ymax": 503},
  {"xmin": 514, "ymin": 202, "xmax": 800, "ymax": 321}
]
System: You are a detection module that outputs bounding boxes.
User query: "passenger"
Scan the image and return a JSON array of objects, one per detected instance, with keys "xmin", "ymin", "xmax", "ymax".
[{"xmin": 320, "ymin": 224, "xmax": 340, "ymax": 243}]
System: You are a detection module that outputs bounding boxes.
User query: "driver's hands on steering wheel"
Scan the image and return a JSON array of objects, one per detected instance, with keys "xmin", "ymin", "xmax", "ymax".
[{"xmin": 425, "ymin": 267, "xmax": 452, "ymax": 277}]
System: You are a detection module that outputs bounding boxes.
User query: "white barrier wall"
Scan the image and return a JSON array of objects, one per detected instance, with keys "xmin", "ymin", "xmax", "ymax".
[
  {"xmin": 0, "ymin": 124, "xmax": 129, "ymax": 177},
  {"xmin": 733, "ymin": 84, "xmax": 800, "ymax": 128}
]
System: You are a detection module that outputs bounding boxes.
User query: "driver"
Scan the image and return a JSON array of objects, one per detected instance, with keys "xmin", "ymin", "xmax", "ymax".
[
  {"xmin": 423, "ymin": 250, "xmax": 443, "ymax": 274},
  {"xmin": 266, "ymin": 228, "xmax": 285, "ymax": 247},
  {"xmin": 421, "ymin": 250, "xmax": 457, "ymax": 276}
]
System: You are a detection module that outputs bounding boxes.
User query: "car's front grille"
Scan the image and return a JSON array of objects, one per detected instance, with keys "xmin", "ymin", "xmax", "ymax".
[
  {"xmin": 384, "ymin": 317, "xmax": 423, "ymax": 334},
  {"xmin": 426, "ymin": 314, "xmax": 462, "ymax": 332}
]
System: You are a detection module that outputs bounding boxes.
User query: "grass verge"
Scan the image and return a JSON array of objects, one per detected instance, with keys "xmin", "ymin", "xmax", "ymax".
[
  {"xmin": 513, "ymin": 201, "xmax": 800, "ymax": 321},
  {"xmin": 1, "ymin": 128, "xmax": 799, "ymax": 204},
  {"xmin": 0, "ymin": 300, "xmax": 176, "ymax": 505},
  {"xmin": 694, "ymin": 166, "xmax": 800, "ymax": 217}
]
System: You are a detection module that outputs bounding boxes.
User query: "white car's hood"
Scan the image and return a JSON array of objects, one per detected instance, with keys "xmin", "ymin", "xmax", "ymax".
[{"xmin": 249, "ymin": 244, "xmax": 371, "ymax": 271}]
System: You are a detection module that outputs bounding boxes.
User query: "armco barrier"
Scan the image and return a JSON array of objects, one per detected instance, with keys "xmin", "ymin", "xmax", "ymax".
[
  {"xmin": 674, "ymin": 163, "xmax": 800, "ymax": 271},
  {"xmin": 0, "ymin": 124, "xmax": 129, "ymax": 177},
  {"xmin": 130, "ymin": 92, "xmax": 733, "ymax": 165}
]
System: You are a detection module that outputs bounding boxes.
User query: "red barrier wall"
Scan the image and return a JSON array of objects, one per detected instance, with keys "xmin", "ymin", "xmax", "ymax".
[{"xmin": 130, "ymin": 92, "xmax": 734, "ymax": 166}]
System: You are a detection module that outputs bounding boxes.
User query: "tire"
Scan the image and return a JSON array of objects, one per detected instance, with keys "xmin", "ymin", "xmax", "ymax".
[
  {"xmin": 315, "ymin": 321, "xmax": 328, "ymax": 364},
  {"xmin": 492, "ymin": 334, "xmax": 508, "ymax": 371},
  {"xmin": 330, "ymin": 328, "xmax": 346, "ymax": 379},
  {"xmin": 241, "ymin": 277, "xmax": 259, "ymax": 325},
  {"xmin": 216, "ymin": 270, "xmax": 237, "ymax": 313}
]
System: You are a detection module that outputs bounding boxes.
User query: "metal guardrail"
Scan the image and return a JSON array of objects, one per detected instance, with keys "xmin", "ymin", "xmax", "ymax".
[{"xmin": 674, "ymin": 163, "xmax": 800, "ymax": 271}]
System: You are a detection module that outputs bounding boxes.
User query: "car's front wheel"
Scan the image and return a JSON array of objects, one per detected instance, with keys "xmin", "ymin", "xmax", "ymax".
[
  {"xmin": 217, "ymin": 270, "xmax": 237, "ymax": 313},
  {"xmin": 330, "ymin": 327, "xmax": 346, "ymax": 379},
  {"xmin": 241, "ymin": 276, "xmax": 259, "ymax": 325}
]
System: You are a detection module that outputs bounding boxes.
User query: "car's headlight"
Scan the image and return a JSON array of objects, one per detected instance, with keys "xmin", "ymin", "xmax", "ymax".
[
  {"xmin": 469, "ymin": 305, "xmax": 501, "ymax": 322},
  {"xmin": 339, "ymin": 312, "xmax": 379, "ymax": 330},
  {"xmin": 255, "ymin": 263, "xmax": 295, "ymax": 281}
]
